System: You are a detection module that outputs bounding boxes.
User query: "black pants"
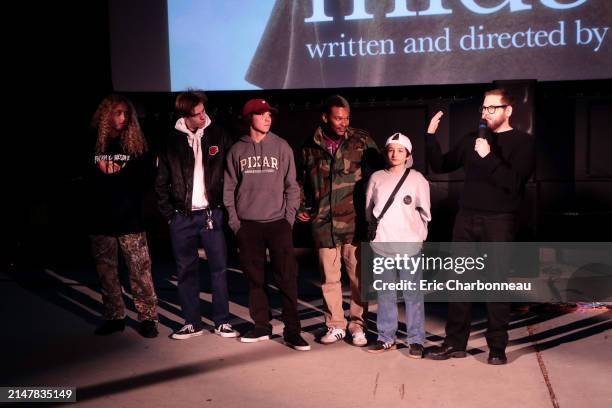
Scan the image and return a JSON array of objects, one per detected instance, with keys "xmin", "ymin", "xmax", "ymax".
[
  {"xmin": 445, "ymin": 210, "xmax": 517, "ymax": 352},
  {"xmin": 237, "ymin": 219, "xmax": 300, "ymax": 335},
  {"xmin": 169, "ymin": 209, "xmax": 229, "ymax": 328}
]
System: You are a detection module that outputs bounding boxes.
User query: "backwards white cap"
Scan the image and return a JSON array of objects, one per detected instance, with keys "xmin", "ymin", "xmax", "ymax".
[
  {"xmin": 385, "ymin": 132, "xmax": 413, "ymax": 168},
  {"xmin": 385, "ymin": 132, "xmax": 412, "ymax": 152}
]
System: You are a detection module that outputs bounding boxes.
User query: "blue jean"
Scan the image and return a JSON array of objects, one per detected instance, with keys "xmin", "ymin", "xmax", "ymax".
[
  {"xmin": 376, "ymin": 254, "xmax": 425, "ymax": 345},
  {"xmin": 169, "ymin": 208, "xmax": 229, "ymax": 328}
]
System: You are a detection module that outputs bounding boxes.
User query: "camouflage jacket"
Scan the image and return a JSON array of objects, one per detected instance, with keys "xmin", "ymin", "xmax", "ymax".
[{"xmin": 300, "ymin": 126, "xmax": 381, "ymax": 248}]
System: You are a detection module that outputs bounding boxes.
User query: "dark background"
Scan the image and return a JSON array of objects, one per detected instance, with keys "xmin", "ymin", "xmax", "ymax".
[{"xmin": 11, "ymin": 1, "xmax": 612, "ymax": 271}]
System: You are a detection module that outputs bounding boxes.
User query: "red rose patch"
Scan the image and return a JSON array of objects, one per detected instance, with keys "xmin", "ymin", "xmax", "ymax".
[{"xmin": 209, "ymin": 146, "xmax": 219, "ymax": 156}]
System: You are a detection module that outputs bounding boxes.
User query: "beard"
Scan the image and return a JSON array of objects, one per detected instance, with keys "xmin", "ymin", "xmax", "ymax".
[{"xmin": 486, "ymin": 115, "xmax": 506, "ymax": 132}]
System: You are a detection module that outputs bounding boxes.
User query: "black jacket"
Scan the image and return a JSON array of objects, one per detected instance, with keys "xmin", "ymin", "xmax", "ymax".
[{"xmin": 155, "ymin": 122, "xmax": 233, "ymax": 221}]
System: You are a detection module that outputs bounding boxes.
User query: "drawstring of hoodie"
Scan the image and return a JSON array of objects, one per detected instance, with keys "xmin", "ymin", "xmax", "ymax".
[
  {"xmin": 251, "ymin": 138, "xmax": 265, "ymax": 173},
  {"xmin": 260, "ymin": 140, "xmax": 264, "ymax": 173},
  {"xmin": 193, "ymin": 133, "xmax": 200, "ymax": 157},
  {"xmin": 251, "ymin": 140, "xmax": 257, "ymax": 172}
]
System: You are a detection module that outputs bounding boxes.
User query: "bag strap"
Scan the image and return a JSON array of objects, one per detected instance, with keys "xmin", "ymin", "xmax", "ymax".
[{"xmin": 375, "ymin": 168, "xmax": 410, "ymax": 222}]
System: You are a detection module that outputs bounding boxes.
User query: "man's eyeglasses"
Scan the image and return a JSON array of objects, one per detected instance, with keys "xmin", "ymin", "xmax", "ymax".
[{"xmin": 479, "ymin": 105, "xmax": 508, "ymax": 114}]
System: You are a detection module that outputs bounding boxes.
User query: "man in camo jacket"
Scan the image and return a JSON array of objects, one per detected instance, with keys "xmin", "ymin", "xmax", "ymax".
[{"xmin": 297, "ymin": 95, "xmax": 381, "ymax": 346}]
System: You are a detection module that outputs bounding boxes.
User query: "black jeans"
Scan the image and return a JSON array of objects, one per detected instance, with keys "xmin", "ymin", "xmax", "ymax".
[
  {"xmin": 444, "ymin": 210, "xmax": 517, "ymax": 352},
  {"xmin": 237, "ymin": 219, "xmax": 300, "ymax": 335}
]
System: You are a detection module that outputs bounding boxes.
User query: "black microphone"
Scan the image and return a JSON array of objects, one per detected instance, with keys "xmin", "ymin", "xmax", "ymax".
[{"xmin": 478, "ymin": 119, "xmax": 489, "ymax": 142}]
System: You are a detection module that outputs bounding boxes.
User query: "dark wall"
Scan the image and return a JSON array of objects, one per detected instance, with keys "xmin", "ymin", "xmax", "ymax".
[{"xmin": 10, "ymin": 1, "xmax": 115, "ymax": 267}]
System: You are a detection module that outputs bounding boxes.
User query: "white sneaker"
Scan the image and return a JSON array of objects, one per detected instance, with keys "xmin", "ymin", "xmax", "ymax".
[
  {"xmin": 171, "ymin": 324, "xmax": 204, "ymax": 340},
  {"xmin": 320, "ymin": 327, "xmax": 346, "ymax": 344},
  {"xmin": 351, "ymin": 330, "xmax": 367, "ymax": 347},
  {"xmin": 214, "ymin": 323, "xmax": 239, "ymax": 338}
]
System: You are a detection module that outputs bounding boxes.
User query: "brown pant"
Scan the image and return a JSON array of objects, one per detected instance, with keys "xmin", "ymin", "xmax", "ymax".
[
  {"xmin": 90, "ymin": 232, "xmax": 158, "ymax": 321},
  {"xmin": 318, "ymin": 244, "xmax": 367, "ymax": 332}
]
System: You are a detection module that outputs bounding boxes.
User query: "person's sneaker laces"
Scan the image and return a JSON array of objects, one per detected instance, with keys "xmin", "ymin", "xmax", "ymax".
[
  {"xmin": 367, "ymin": 340, "xmax": 397, "ymax": 353},
  {"xmin": 351, "ymin": 330, "xmax": 367, "ymax": 347},
  {"xmin": 240, "ymin": 328, "xmax": 271, "ymax": 343},
  {"xmin": 284, "ymin": 332, "xmax": 311, "ymax": 351},
  {"xmin": 171, "ymin": 324, "xmax": 204, "ymax": 340},
  {"xmin": 214, "ymin": 323, "xmax": 239, "ymax": 338},
  {"xmin": 320, "ymin": 327, "xmax": 346, "ymax": 344}
]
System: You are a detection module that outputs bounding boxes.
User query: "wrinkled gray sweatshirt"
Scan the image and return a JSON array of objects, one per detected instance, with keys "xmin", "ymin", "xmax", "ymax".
[{"xmin": 223, "ymin": 132, "xmax": 300, "ymax": 233}]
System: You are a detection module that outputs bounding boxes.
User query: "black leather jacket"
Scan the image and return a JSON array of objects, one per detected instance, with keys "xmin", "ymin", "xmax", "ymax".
[{"xmin": 155, "ymin": 123, "xmax": 233, "ymax": 221}]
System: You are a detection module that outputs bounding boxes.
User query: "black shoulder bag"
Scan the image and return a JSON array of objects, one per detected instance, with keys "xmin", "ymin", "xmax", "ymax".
[{"xmin": 367, "ymin": 168, "xmax": 411, "ymax": 241}]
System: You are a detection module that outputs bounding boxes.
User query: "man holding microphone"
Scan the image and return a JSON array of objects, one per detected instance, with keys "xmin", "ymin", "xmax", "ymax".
[{"xmin": 425, "ymin": 89, "xmax": 535, "ymax": 365}]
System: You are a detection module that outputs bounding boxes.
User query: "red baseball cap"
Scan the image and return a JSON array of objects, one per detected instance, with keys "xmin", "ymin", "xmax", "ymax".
[{"xmin": 242, "ymin": 99, "xmax": 278, "ymax": 116}]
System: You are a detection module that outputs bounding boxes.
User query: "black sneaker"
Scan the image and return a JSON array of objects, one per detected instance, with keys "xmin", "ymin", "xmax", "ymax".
[
  {"xmin": 487, "ymin": 350, "xmax": 508, "ymax": 365},
  {"xmin": 214, "ymin": 323, "xmax": 239, "ymax": 338},
  {"xmin": 95, "ymin": 318, "xmax": 125, "ymax": 336},
  {"xmin": 139, "ymin": 320, "xmax": 158, "ymax": 338},
  {"xmin": 427, "ymin": 344, "xmax": 467, "ymax": 360},
  {"xmin": 284, "ymin": 332, "xmax": 311, "ymax": 351},
  {"xmin": 367, "ymin": 341, "xmax": 397, "ymax": 354},
  {"xmin": 171, "ymin": 324, "xmax": 204, "ymax": 340},
  {"xmin": 240, "ymin": 328, "xmax": 271, "ymax": 343},
  {"xmin": 408, "ymin": 343, "xmax": 424, "ymax": 359}
]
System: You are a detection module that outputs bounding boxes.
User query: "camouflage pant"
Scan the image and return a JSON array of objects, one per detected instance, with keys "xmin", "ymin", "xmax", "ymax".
[{"xmin": 90, "ymin": 232, "xmax": 158, "ymax": 321}]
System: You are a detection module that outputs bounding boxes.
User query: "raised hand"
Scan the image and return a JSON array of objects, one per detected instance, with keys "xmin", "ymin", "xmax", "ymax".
[{"xmin": 427, "ymin": 111, "xmax": 444, "ymax": 134}]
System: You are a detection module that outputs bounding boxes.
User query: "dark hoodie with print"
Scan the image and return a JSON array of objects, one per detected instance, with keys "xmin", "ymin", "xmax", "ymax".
[
  {"xmin": 88, "ymin": 135, "xmax": 150, "ymax": 236},
  {"xmin": 223, "ymin": 132, "xmax": 299, "ymax": 233}
]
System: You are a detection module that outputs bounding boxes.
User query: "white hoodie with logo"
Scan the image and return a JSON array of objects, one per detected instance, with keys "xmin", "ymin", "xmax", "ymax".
[{"xmin": 174, "ymin": 115, "xmax": 212, "ymax": 210}]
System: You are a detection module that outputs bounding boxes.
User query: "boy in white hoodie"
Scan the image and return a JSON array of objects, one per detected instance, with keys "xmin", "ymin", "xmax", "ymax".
[{"xmin": 365, "ymin": 133, "xmax": 431, "ymax": 358}]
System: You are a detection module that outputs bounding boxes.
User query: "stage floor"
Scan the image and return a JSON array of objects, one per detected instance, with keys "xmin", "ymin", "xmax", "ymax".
[{"xmin": 1, "ymin": 251, "xmax": 610, "ymax": 407}]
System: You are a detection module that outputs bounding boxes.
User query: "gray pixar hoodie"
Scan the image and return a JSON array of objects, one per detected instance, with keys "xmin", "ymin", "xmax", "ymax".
[{"xmin": 223, "ymin": 132, "xmax": 300, "ymax": 233}]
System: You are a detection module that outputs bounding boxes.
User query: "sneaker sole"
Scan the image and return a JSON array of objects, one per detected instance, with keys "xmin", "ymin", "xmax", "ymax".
[
  {"xmin": 320, "ymin": 335, "xmax": 346, "ymax": 344},
  {"xmin": 286, "ymin": 342, "xmax": 311, "ymax": 351},
  {"xmin": 171, "ymin": 331, "xmax": 204, "ymax": 340},
  {"xmin": 367, "ymin": 344, "xmax": 397, "ymax": 354},
  {"xmin": 407, "ymin": 352, "xmax": 423, "ymax": 359},
  {"xmin": 320, "ymin": 338, "xmax": 344, "ymax": 344},
  {"xmin": 215, "ymin": 330, "xmax": 239, "ymax": 338},
  {"xmin": 240, "ymin": 335, "xmax": 270, "ymax": 343},
  {"xmin": 352, "ymin": 339, "xmax": 368, "ymax": 347}
]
